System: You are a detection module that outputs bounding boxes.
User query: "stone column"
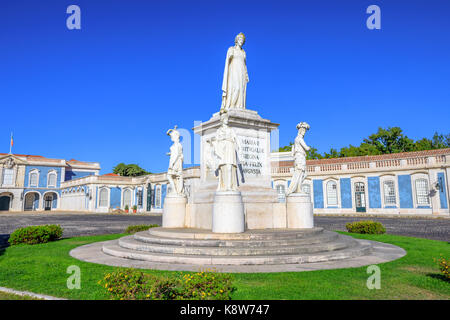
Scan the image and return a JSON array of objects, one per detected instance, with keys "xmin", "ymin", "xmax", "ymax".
[
  {"xmin": 286, "ymin": 193, "xmax": 314, "ymax": 228},
  {"xmin": 212, "ymin": 191, "xmax": 245, "ymax": 233}
]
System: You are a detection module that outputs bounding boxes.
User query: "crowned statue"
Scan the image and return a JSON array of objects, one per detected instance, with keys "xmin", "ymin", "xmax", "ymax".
[{"xmin": 221, "ymin": 32, "xmax": 249, "ymax": 111}]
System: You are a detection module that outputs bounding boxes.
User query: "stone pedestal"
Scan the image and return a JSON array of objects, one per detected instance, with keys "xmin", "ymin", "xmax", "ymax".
[
  {"xmin": 162, "ymin": 194, "xmax": 187, "ymax": 228},
  {"xmin": 190, "ymin": 108, "xmax": 280, "ymax": 230},
  {"xmin": 212, "ymin": 191, "xmax": 245, "ymax": 233},
  {"xmin": 286, "ymin": 193, "xmax": 314, "ymax": 228}
]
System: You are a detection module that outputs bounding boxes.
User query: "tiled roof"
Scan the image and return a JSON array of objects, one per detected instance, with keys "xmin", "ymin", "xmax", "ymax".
[
  {"xmin": 0, "ymin": 153, "xmax": 62, "ymax": 163},
  {"xmin": 0, "ymin": 153, "xmax": 98, "ymax": 165}
]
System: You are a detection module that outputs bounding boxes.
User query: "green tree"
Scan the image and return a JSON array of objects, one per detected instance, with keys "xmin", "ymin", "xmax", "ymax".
[
  {"xmin": 112, "ymin": 163, "xmax": 128, "ymax": 176},
  {"xmin": 363, "ymin": 127, "xmax": 414, "ymax": 154},
  {"xmin": 113, "ymin": 163, "xmax": 150, "ymax": 177},
  {"xmin": 277, "ymin": 127, "xmax": 449, "ymax": 160}
]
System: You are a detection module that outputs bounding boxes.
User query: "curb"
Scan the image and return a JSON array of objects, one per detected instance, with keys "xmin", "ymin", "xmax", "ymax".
[{"xmin": 0, "ymin": 286, "xmax": 66, "ymax": 300}]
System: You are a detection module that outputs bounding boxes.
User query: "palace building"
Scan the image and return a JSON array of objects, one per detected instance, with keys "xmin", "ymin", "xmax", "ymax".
[{"xmin": 0, "ymin": 148, "xmax": 449, "ymax": 216}]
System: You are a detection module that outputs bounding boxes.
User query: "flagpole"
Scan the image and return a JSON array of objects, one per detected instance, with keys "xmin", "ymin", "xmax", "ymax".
[{"xmin": 9, "ymin": 132, "xmax": 12, "ymax": 154}]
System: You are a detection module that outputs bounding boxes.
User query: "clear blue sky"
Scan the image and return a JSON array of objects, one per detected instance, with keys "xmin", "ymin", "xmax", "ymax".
[{"xmin": 1, "ymin": 0, "xmax": 449, "ymax": 174}]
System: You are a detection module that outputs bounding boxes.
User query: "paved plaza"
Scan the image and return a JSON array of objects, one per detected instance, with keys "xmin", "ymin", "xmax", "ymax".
[{"xmin": 0, "ymin": 213, "xmax": 448, "ymax": 248}]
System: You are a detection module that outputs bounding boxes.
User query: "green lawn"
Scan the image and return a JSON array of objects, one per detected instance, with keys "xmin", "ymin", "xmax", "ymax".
[
  {"xmin": 0, "ymin": 291, "xmax": 39, "ymax": 300},
  {"xmin": 0, "ymin": 232, "xmax": 448, "ymax": 300}
]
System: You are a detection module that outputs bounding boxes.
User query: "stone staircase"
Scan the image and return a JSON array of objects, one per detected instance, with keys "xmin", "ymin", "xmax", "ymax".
[{"xmin": 102, "ymin": 227, "xmax": 373, "ymax": 266}]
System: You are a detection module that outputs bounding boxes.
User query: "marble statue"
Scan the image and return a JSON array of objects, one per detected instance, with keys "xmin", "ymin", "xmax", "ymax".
[
  {"xmin": 166, "ymin": 125, "xmax": 184, "ymax": 196},
  {"xmin": 286, "ymin": 122, "xmax": 311, "ymax": 195},
  {"xmin": 221, "ymin": 32, "xmax": 249, "ymax": 111},
  {"xmin": 214, "ymin": 112, "xmax": 241, "ymax": 191}
]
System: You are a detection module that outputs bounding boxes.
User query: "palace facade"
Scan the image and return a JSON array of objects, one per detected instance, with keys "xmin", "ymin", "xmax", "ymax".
[{"xmin": 1, "ymin": 148, "xmax": 449, "ymax": 216}]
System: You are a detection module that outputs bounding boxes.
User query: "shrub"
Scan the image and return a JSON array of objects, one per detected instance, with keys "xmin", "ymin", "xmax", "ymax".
[
  {"xmin": 98, "ymin": 269, "xmax": 178, "ymax": 300},
  {"xmin": 179, "ymin": 269, "xmax": 235, "ymax": 300},
  {"xmin": 435, "ymin": 255, "xmax": 449, "ymax": 281},
  {"xmin": 124, "ymin": 224, "xmax": 159, "ymax": 234},
  {"xmin": 99, "ymin": 268, "xmax": 236, "ymax": 300},
  {"xmin": 8, "ymin": 225, "xmax": 63, "ymax": 245},
  {"xmin": 345, "ymin": 220, "xmax": 386, "ymax": 234}
]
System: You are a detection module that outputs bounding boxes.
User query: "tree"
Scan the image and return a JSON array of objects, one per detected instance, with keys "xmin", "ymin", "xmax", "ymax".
[
  {"xmin": 113, "ymin": 163, "xmax": 150, "ymax": 177},
  {"xmin": 363, "ymin": 127, "xmax": 414, "ymax": 154},
  {"xmin": 277, "ymin": 127, "xmax": 449, "ymax": 160}
]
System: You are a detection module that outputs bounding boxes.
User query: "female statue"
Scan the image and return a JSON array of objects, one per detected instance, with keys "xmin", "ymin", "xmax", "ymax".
[
  {"xmin": 214, "ymin": 112, "xmax": 240, "ymax": 191},
  {"xmin": 166, "ymin": 125, "xmax": 184, "ymax": 196},
  {"xmin": 221, "ymin": 32, "xmax": 249, "ymax": 111},
  {"xmin": 287, "ymin": 122, "xmax": 311, "ymax": 195}
]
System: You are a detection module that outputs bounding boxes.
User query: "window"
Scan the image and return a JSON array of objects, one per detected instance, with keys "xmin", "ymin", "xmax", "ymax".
[
  {"xmin": 276, "ymin": 184, "xmax": 286, "ymax": 202},
  {"xmin": 301, "ymin": 184, "xmax": 311, "ymax": 195},
  {"xmin": 2, "ymin": 169, "xmax": 14, "ymax": 186},
  {"xmin": 383, "ymin": 180, "xmax": 396, "ymax": 206},
  {"xmin": 155, "ymin": 186, "xmax": 161, "ymax": 208},
  {"xmin": 29, "ymin": 171, "xmax": 38, "ymax": 187},
  {"xmin": 99, "ymin": 188, "xmax": 108, "ymax": 207},
  {"xmin": 123, "ymin": 189, "xmax": 132, "ymax": 208},
  {"xmin": 326, "ymin": 181, "xmax": 338, "ymax": 206},
  {"xmin": 47, "ymin": 172, "xmax": 57, "ymax": 187},
  {"xmin": 415, "ymin": 179, "xmax": 430, "ymax": 206}
]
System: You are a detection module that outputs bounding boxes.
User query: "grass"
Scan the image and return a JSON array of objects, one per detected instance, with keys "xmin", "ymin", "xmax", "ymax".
[
  {"xmin": 0, "ymin": 291, "xmax": 40, "ymax": 300},
  {"xmin": 0, "ymin": 232, "xmax": 448, "ymax": 300}
]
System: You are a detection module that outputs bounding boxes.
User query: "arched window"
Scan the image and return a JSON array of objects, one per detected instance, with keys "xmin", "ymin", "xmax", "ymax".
[
  {"xmin": 99, "ymin": 188, "xmax": 108, "ymax": 207},
  {"xmin": 326, "ymin": 181, "xmax": 338, "ymax": 206},
  {"xmin": 123, "ymin": 189, "xmax": 132, "ymax": 208},
  {"xmin": 383, "ymin": 180, "xmax": 396, "ymax": 206},
  {"xmin": 276, "ymin": 184, "xmax": 286, "ymax": 202},
  {"xmin": 155, "ymin": 186, "xmax": 161, "ymax": 208},
  {"xmin": 29, "ymin": 170, "xmax": 38, "ymax": 187},
  {"xmin": 415, "ymin": 179, "xmax": 430, "ymax": 206},
  {"xmin": 47, "ymin": 172, "xmax": 57, "ymax": 188},
  {"xmin": 2, "ymin": 168, "xmax": 14, "ymax": 186}
]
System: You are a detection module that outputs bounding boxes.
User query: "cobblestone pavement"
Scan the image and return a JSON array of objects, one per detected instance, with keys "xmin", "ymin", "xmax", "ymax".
[
  {"xmin": 0, "ymin": 213, "xmax": 448, "ymax": 247},
  {"xmin": 315, "ymin": 216, "xmax": 449, "ymax": 242}
]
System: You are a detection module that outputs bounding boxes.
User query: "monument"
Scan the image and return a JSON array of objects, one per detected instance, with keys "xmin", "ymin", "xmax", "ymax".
[
  {"xmin": 191, "ymin": 32, "xmax": 284, "ymax": 231},
  {"xmin": 71, "ymin": 33, "xmax": 406, "ymax": 273}
]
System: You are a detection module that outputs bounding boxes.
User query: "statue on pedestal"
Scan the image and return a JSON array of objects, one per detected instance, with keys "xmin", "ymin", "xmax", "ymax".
[
  {"xmin": 166, "ymin": 125, "xmax": 184, "ymax": 196},
  {"xmin": 221, "ymin": 32, "xmax": 249, "ymax": 111},
  {"xmin": 287, "ymin": 122, "xmax": 311, "ymax": 195}
]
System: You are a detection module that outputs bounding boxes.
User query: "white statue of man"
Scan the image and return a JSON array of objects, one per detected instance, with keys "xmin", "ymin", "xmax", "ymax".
[
  {"xmin": 166, "ymin": 125, "xmax": 184, "ymax": 196},
  {"xmin": 214, "ymin": 112, "xmax": 241, "ymax": 191},
  {"xmin": 221, "ymin": 32, "xmax": 249, "ymax": 111},
  {"xmin": 287, "ymin": 122, "xmax": 311, "ymax": 195}
]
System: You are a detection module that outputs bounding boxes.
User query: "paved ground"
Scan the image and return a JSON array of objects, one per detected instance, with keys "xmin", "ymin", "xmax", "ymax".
[{"xmin": 0, "ymin": 213, "xmax": 448, "ymax": 247}]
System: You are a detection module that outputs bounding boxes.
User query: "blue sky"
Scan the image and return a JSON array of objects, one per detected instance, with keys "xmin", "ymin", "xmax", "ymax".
[{"xmin": 1, "ymin": 0, "xmax": 449, "ymax": 174}]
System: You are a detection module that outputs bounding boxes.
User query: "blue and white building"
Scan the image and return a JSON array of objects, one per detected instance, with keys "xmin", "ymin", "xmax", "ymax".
[
  {"xmin": 1, "ymin": 148, "xmax": 449, "ymax": 216},
  {"xmin": 0, "ymin": 153, "xmax": 100, "ymax": 211}
]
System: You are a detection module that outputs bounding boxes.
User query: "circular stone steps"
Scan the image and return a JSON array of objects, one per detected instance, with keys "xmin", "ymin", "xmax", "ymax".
[
  {"xmin": 134, "ymin": 229, "xmax": 340, "ymax": 247},
  {"xmin": 101, "ymin": 227, "xmax": 374, "ymax": 266}
]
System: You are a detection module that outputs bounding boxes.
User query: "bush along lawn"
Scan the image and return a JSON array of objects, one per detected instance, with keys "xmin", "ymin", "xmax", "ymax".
[{"xmin": 0, "ymin": 232, "xmax": 448, "ymax": 300}]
